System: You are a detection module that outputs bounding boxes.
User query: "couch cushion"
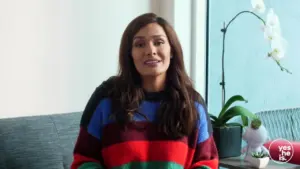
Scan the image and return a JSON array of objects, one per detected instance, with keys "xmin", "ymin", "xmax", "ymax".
[
  {"xmin": 50, "ymin": 112, "xmax": 81, "ymax": 169},
  {"xmin": 291, "ymin": 110, "xmax": 300, "ymax": 141},
  {"xmin": 0, "ymin": 116, "xmax": 63, "ymax": 169},
  {"xmin": 0, "ymin": 112, "xmax": 81, "ymax": 169},
  {"xmin": 256, "ymin": 109, "xmax": 294, "ymax": 141}
]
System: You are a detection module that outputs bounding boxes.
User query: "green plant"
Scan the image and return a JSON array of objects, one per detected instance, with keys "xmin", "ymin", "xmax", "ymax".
[
  {"xmin": 209, "ymin": 95, "xmax": 257, "ymax": 128},
  {"xmin": 251, "ymin": 118, "xmax": 262, "ymax": 129},
  {"xmin": 251, "ymin": 151, "xmax": 269, "ymax": 158},
  {"xmin": 209, "ymin": 0, "xmax": 291, "ymax": 128}
]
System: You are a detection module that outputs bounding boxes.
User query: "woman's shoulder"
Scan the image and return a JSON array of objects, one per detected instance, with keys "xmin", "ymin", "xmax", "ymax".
[
  {"xmin": 87, "ymin": 76, "xmax": 119, "ymax": 105},
  {"xmin": 193, "ymin": 99, "xmax": 210, "ymax": 125},
  {"xmin": 193, "ymin": 100, "xmax": 213, "ymax": 135},
  {"xmin": 193, "ymin": 93, "xmax": 207, "ymax": 113},
  {"xmin": 94, "ymin": 76, "xmax": 119, "ymax": 94},
  {"xmin": 80, "ymin": 76, "xmax": 118, "ymax": 128},
  {"xmin": 194, "ymin": 101, "xmax": 207, "ymax": 119}
]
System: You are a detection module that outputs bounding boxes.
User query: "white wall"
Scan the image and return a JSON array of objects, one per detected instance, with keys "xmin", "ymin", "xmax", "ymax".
[
  {"xmin": 0, "ymin": 0, "xmax": 207, "ymax": 118},
  {"xmin": 0, "ymin": 0, "xmax": 153, "ymax": 118},
  {"xmin": 157, "ymin": 0, "xmax": 207, "ymax": 98}
]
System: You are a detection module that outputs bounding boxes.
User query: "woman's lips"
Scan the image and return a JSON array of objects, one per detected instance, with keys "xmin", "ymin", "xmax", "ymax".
[{"xmin": 144, "ymin": 60, "xmax": 161, "ymax": 66}]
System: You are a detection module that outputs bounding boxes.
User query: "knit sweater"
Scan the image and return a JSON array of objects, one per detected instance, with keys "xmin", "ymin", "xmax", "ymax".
[{"xmin": 71, "ymin": 83, "xmax": 219, "ymax": 169}]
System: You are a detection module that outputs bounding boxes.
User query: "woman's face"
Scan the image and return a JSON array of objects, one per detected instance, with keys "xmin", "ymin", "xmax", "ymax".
[{"xmin": 131, "ymin": 23, "xmax": 171, "ymax": 78}]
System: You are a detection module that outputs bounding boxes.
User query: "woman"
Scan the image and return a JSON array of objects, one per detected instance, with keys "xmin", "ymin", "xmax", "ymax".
[{"xmin": 71, "ymin": 13, "xmax": 219, "ymax": 169}]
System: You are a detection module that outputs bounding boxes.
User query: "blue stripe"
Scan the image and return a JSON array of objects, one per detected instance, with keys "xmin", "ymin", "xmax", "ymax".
[
  {"xmin": 87, "ymin": 98, "xmax": 112, "ymax": 140},
  {"xmin": 87, "ymin": 98, "xmax": 161, "ymax": 139},
  {"xmin": 134, "ymin": 101, "xmax": 160, "ymax": 122},
  {"xmin": 195, "ymin": 102, "xmax": 210, "ymax": 144},
  {"xmin": 87, "ymin": 98, "xmax": 209, "ymax": 143}
]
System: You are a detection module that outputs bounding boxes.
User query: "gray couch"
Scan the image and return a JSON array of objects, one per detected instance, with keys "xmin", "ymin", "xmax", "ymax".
[
  {"xmin": 256, "ymin": 107, "xmax": 300, "ymax": 141},
  {"xmin": 0, "ymin": 112, "xmax": 82, "ymax": 169},
  {"xmin": 0, "ymin": 108, "xmax": 299, "ymax": 169}
]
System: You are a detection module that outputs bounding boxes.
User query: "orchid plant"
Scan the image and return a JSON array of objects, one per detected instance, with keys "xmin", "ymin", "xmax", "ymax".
[
  {"xmin": 254, "ymin": 0, "xmax": 290, "ymax": 69},
  {"xmin": 209, "ymin": 0, "xmax": 291, "ymax": 128}
]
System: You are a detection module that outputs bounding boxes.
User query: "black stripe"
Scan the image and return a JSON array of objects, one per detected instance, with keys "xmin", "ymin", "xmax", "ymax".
[
  {"xmin": 101, "ymin": 122, "xmax": 198, "ymax": 149},
  {"xmin": 73, "ymin": 128, "xmax": 103, "ymax": 161}
]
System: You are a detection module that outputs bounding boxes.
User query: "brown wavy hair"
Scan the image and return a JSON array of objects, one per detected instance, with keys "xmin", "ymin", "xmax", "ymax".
[{"xmin": 109, "ymin": 13, "xmax": 205, "ymax": 138}]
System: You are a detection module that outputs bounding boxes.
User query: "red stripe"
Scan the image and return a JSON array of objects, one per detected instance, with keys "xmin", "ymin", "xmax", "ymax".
[
  {"xmin": 190, "ymin": 158, "xmax": 219, "ymax": 169},
  {"xmin": 193, "ymin": 136, "xmax": 218, "ymax": 163},
  {"xmin": 71, "ymin": 154, "xmax": 100, "ymax": 169},
  {"xmin": 102, "ymin": 140, "xmax": 192, "ymax": 168},
  {"xmin": 184, "ymin": 148, "xmax": 196, "ymax": 169}
]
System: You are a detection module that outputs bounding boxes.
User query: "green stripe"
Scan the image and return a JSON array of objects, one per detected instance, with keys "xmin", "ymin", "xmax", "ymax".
[
  {"xmin": 196, "ymin": 166, "xmax": 211, "ymax": 169},
  {"xmin": 78, "ymin": 162, "xmax": 103, "ymax": 169},
  {"xmin": 112, "ymin": 161, "xmax": 183, "ymax": 169}
]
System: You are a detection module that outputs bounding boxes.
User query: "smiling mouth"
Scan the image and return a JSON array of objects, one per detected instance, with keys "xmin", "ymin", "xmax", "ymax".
[{"xmin": 144, "ymin": 60, "xmax": 161, "ymax": 66}]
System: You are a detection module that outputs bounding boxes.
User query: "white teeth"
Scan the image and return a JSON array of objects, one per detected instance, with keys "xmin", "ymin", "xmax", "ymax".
[{"xmin": 145, "ymin": 60, "xmax": 159, "ymax": 64}]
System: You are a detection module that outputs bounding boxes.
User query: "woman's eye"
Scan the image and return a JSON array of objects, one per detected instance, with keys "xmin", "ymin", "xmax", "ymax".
[
  {"xmin": 134, "ymin": 43, "xmax": 145, "ymax": 48},
  {"xmin": 154, "ymin": 41, "xmax": 164, "ymax": 46}
]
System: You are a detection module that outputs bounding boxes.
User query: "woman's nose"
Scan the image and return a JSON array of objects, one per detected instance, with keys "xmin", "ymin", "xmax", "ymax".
[{"xmin": 145, "ymin": 43, "xmax": 157, "ymax": 56}]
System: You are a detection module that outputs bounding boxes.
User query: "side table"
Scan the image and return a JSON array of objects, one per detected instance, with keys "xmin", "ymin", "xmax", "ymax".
[{"xmin": 219, "ymin": 156, "xmax": 300, "ymax": 169}]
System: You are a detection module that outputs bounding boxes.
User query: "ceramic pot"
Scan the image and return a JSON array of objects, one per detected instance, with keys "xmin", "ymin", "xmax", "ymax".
[
  {"xmin": 213, "ymin": 126, "xmax": 242, "ymax": 158},
  {"xmin": 245, "ymin": 155, "xmax": 270, "ymax": 168}
]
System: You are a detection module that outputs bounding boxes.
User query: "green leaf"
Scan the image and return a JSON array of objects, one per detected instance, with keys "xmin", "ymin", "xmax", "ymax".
[
  {"xmin": 218, "ymin": 95, "xmax": 248, "ymax": 119},
  {"xmin": 220, "ymin": 106, "xmax": 256, "ymax": 124},
  {"xmin": 225, "ymin": 122, "xmax": 243, "ymax": 127},
  {"xmin": 209, "ymin": 113, "xmax": 218, "ymax": 122},
  {"xmin": 241, "ymin": 116, "xmax": 248, "ymax": 126},
  {"xmin": 251, "ymin": 151, "xmax": 269, "ymax": 158}
]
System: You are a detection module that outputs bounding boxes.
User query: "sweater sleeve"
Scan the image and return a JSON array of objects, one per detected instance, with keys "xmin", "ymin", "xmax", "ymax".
[
  {"xmin": 190, "ymin": 103, "xmax": 219, "ymax": 169},
  {"xmin": 71, "ymin": 78, "xmax": 115, "ymax": 169}
]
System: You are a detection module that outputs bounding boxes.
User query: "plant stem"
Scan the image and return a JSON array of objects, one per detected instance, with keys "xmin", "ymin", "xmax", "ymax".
[
  {"xmin": 220, "ymin": 22, "xmax": 226, "ymax": 108},
  {"xmin": 220, "ymin": 11, "xmax": 266, "ymax": 108},
  {"xmin": 275, "ymin": 59, "xmax": 292, "ymax": 74}
]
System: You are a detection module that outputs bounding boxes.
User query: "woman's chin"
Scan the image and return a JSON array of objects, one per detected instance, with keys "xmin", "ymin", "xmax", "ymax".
[{"xmin": 140, "ymin": 71, "xmax": 166, "ymax": 78}]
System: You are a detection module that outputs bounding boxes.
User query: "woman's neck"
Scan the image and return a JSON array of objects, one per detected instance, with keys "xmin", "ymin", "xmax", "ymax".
[{"xmin": 142, "ymin": 74, "xmax": 166, "ymax": 92}]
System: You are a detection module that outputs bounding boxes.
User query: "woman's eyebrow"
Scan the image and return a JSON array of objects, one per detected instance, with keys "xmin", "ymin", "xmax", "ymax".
[{"xmin": 133, "ymin": 35, "xmax": 167, "ymax": 40}]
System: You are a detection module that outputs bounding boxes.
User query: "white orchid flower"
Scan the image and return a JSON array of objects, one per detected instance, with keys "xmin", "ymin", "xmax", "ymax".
[
  {"xmin": 268, "ymin": 36, "xmax": 287, "ymax": 61},
  {"xmin": 266, "ymin": 9, "xmax": 280, "ymax": 28},
  {"xmin": 251, "ymin": 0, "xmax": 266, "ymax": 13},
  {"xmin": 262, "ymin": 9, "xmax": 282, "ymax": 42},
  {"xmin": 262, "ymin": 24, "xmax": 281, "ymax": 41}
]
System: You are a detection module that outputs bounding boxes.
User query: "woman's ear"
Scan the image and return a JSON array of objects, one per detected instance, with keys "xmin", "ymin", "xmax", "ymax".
[
  {"xmin": 170, "ymin": 51, "xmax": 174, "ymax": 59},
  {"xmin": 170, "ymin": 52, "xmax": 174, "ymax": 59}
]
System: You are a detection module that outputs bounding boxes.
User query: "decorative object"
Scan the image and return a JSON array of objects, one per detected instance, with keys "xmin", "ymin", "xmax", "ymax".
[
  {"xmin": 242, "ymin": 118, "xmax": 270, "ymax": 168},
  {"xmin": 208, "ymin": 0, "xmax": 291, "ymax": 158},
  {"xmin": 241, "ymin": 118, "xmax": 269, "ymax": 156},
  {"xmin": 245, "ymin": 151, "xmax": 270, "ymax": 169}
]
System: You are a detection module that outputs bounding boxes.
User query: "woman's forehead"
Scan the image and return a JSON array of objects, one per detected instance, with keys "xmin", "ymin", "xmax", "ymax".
[{"xmin": 133, "ymin": 23, "xmax": 167, "ymax": 38}]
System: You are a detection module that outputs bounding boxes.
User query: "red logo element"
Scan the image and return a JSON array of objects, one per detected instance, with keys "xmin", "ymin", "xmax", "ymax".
[{"xmin": 269, "ymin": 138, "xmax": 294, "ymax": 164}]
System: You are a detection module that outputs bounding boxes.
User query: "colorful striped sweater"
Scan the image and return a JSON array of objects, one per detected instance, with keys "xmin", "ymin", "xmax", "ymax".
[{"xmin": 71, "ymin": 83, "xmax": 219, "ymax": 169}]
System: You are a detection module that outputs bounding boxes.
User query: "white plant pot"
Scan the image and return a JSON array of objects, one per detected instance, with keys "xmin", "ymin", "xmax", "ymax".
[{"xmin": 244, "ymin": 155, "xmax": 270, "ymax": 168}]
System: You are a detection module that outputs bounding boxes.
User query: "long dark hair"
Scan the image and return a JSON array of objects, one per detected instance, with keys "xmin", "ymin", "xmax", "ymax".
[{"xmin": 109, "ymin": 13, "xmax": 205, "ymax": 138}]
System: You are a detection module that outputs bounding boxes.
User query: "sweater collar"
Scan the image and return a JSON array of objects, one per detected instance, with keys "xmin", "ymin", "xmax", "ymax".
[{"xmin": 144, "ymin": 90, "xmax": 166, "ymax": 101}]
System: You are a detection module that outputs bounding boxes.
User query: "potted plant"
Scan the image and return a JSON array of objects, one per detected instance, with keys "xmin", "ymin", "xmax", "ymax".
[
  {"xmin": 209, "ymin": 95, "xmax": 257, "ymax": 158},
  {"xmin": 246, "ymin": 151, "xmax": 270, "ymax": 168},
  {"xmin": 208, "ymin": 0, "xmax": 291, "ymax": 158}
]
